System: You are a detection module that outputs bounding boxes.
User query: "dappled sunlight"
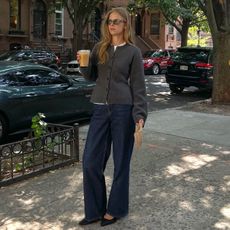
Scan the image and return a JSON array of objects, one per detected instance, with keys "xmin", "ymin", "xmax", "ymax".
[
  {"xmin": 200, "ymin": 195, "xmax": 212, "ymax": 208},
  {"xmin": 220, "ymin": 204, "xmax": 230, "ymax": 219},
  {"xmin": 105, "ymin": 175, "xmax": 112, "ymax": 185},
  {"xmin": 221, "ymin": 176, "xmax": 230, "ymax": 192},
  {"xmin": 17, "ymin": 196, "xmax": 42, "ymax": 210},
  {"xmin": 158, "ymin": 91, "xmax": 171, "ymax": 95},
  {"xmin": 65, "ymin": 170, "xmax": 83, "ymax": 187},
  {"xmin": 148, "ymin": 81, "xmax": 168, "ymax": 87},
  {"xmin": 181, "ymin": 146, "xmax": 192, "ymax": 151},
  {"xmin": 201, "ymin": 143, "xmax": 215, "ymax": 148},
  {"xmin": 179, "ymin": 201, "xmax": 194, "ymax": 211},
  {"xmin": 182, "ymin": 154, "xmax": 217, "ymax": 164},
  {"xmin": 220, "ymin": 150, "xmax": 230, "ymax": 155},
  {"xmin": 155, "ymin": 97, "xmax": 169, "ymax": 102},
  {"xmin": 147, "ymin": 91, "xmax": 170, "ymax": 96},
  {"xmin": 204, "ymin": 185, "xmax": 215, "ymax": 193},
  {"xmin": 214, "ymin": 204, "xmax": 230, "ymax": 229},
  {"xmin": 224, "ymin": 176, "xmax": 230, "ymax": 187},
  {"xmin": 184, "ymin": 176, "xmax": 200, "ymax": 182},
  {"xmin": 164, "ymin": 153, "xmax": 217, "ymax": 177},
  {"xmin": 143, "ymin": 192, "xmax": 154, "ymax": 198},
  {"xmin": 146, "ymin": 91, "xmax": 170, "ymax": 97},
  {"xmin": 215, "ymin": 221, "xmax": 230, "ymax": 230},
  {"xmin": 201, "ymin": 143, "xmax": 230, "ymax": 155}
]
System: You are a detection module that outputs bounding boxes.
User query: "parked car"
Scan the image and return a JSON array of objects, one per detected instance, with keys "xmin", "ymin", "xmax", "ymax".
[
  {"xmin": 0, "ymin": 49, "xmax": 61, "ymax": 70},
  {"xmin": 143, "ymin": 49, "xmax": 176, "ymax": 75},
  {"xmin": 66, "ymin": 60, "xmax": 80, "ymax": 74},
  {"xmin": 165, "ymin": 47, "xmax": 213, "ymax": 93},
  {"xmin": 0, "ymin": 61, "xmax": 95, "ymax": 143}
]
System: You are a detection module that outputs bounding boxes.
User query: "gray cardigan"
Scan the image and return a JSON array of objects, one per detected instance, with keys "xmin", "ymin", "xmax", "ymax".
[{"xmin": 80, "ymin": 43, "xmax": 147, "ymax": 123}]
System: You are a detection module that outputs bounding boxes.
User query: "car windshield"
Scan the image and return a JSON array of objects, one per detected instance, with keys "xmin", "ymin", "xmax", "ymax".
[
  {"xmin": 172, "ymin": 49, "xmax": 210, "ymax": 62},
  {"xmin": 0, "ymin": 51, "xmax": 28, "ymax": 60},
  {"xmin": 151, "ymin": 51, "xmax": 165, "ymax": 58},
  {"xmin": 0, "ymin": 51, "xmax": 17, "ymax": 60},
  {"xmin": 143, "ymin": 51, "xmax": 155, "ymax": 58}
]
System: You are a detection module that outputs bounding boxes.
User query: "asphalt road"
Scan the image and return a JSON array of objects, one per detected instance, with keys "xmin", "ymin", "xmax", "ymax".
[{"xmin": 145, "ymin": 73, "xmax": 211, "ymax": 112}]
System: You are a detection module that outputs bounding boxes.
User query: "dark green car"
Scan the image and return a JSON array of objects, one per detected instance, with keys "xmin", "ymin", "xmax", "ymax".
[{"xmin": 0, "ymin": 61, "xmax": 94, "ymax": 143}]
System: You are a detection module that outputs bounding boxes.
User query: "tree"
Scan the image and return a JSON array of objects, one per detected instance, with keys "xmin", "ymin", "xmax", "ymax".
[
  {"xmin": 50, "ymin": 0, "xmax": 104, "ymax": 55},
  {"xmin": 197, "ymin": 0, "xmax": 230, "ymax": 103},
  {"xmin": 145, "ymin": 0, "xmax": 207, "ymax": 46}
]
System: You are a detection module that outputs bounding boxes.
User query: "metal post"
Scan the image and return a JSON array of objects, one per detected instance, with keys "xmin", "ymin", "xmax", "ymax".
[{"xmin": 73, "ymin": 123, "xmax": 80, "ymax": 162}]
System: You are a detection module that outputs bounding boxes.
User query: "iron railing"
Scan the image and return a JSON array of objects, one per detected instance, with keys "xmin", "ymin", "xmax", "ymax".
[{"xmin": 0, "ymin": 123, "xmax": 79, "ymax": 187}]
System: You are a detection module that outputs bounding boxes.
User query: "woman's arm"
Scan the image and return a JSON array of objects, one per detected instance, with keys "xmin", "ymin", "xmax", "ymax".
[{"xmin": 130, "ymin": 48, "xmax": 148, "ymax": 125}]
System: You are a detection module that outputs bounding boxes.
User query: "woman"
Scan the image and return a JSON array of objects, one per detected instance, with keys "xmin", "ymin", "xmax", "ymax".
[{"xmin": 78, "ymin": 7, "xmax": 147, "ymax": 227}]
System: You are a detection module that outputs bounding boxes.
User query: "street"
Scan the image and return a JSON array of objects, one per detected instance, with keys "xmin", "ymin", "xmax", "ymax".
[{"xmin": 145, "ymin": 73, "xmax": 211, "ymax": 112}]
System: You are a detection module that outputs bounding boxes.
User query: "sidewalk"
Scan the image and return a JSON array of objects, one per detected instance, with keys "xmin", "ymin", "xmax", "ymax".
[{"xmin": 0, "ymin": 108, "xmax": 229, "ymax": 230}]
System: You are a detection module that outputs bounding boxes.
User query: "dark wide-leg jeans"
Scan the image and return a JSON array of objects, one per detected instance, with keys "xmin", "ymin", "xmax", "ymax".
[{"xmin": 82, "ymin": 104, "xmax": 135, "ymax": 221}]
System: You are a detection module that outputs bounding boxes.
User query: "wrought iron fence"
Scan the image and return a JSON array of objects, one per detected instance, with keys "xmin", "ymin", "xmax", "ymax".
[{"xmin": 0, "ymin": 123, "xmax": 79, "ymax": 187}]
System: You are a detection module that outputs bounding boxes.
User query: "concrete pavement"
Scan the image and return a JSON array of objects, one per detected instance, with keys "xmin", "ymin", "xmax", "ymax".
[{"xmin": 0, "ymin": 107, "xmax": 229, "ymax": 230}]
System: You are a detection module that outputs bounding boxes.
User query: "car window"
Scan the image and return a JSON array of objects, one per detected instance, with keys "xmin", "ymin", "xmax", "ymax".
[
  {"xmin": 172, "ymin": 49, "xmax": 210, "ymax": 62},
  {"xmin": 0, "ymin": 71, "xmax": 22, "ymax": 86},
  {"xmin": 20, "ymin": 69, "xmax": 67, "ymax": 86},
  {"xmin": 151, "ymin": 51, "xmax": 165, "ymax": 57},
  {"xmin": 143, "ymin": 51, "xmax": 154, "ymax": 58},
  {"xmin": 0, "ymin": 51, "xmax": 19, "ymax": 60},
  {"xmin": 17, "ymin": 51, "xmax": 32, "ymax": 60},
  {"xmin": 168, "ymin": 50, "xmax": 175, "ymax": 56}
]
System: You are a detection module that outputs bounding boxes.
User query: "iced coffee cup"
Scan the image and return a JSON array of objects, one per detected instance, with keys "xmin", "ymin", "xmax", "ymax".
[{"xmin": 78, "ymin": 50, "xmax": 90, "ymax": 67}]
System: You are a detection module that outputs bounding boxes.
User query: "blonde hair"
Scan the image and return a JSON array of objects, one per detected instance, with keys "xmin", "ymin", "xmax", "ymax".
[{"xmin": 97, "ymin": 7, "xmax": 134, "ymax": 64}]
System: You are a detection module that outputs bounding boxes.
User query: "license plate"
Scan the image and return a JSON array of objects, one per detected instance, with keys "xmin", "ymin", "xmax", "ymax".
[{"xmin": 180, "ymin": 65, "xmax": 188, "ymax": 70}]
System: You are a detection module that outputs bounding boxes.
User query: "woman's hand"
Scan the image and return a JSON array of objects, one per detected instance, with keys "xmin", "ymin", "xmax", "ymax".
[
  {"xmin": 137, "ymin": 119, "xmax": 144, "ymax": 128},
  {"xmin": 76, "ymin": 53, "xmax": 80, "ymax": 63}
]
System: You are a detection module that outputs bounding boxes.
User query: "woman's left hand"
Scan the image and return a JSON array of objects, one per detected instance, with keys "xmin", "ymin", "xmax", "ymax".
[{"xmin": 137, "ymin": 119, "xmax": 144, "ymax": 128}]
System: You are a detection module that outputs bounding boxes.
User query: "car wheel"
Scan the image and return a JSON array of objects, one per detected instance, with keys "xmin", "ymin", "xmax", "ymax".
[
  {"xmin": 0, "ymin": 114, "xmax": 8, "ymax": 144},
  {"xmin": 152, "ymin": 64, "xmax": 160, "ymax": 75},
  {"xmin": 169, "ymin": 84, "xmax": 184, "ymax": 94}
]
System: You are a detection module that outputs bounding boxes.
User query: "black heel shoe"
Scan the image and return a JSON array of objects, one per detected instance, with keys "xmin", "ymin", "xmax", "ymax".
[
  {"xmin": 101, "ymin": 217, "xmax": 117, "ymax": 226},
  {"xmin": 79, "ymin": 218, "xmax": 100, "ymax": 225}
]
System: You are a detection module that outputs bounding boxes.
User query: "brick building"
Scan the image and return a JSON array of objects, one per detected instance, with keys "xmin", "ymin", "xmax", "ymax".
[
  {"xmin": 0, "ymin": 0, "xmax": 73, "ymax": 58},
  {"xmin": 0, "ymin": 0, "xmax": 179, "ymax": 57}
]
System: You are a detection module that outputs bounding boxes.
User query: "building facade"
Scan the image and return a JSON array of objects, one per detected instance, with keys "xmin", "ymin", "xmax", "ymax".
[
  {"xmin": 0, "ymin": 0, "xmax": 179, "ymax": 57},
  {"xmin": 0, "ymin": 0, "xmax": 73, "ymax": 57}
]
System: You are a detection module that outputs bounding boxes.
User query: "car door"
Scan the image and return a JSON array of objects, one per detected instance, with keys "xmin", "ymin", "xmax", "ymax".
[
  {"xmin": 159, "ymin": 51, "xmax": 170, "ymax": 69},
  {"xmin": 0, "ymin": 70, "xmax": 26, "ymax": 131},
  {"xmin": 18, "ymin": 68, "xmax": 87, "ymax": 126},
  {"xmin": 67, "ymin": 76, "xmax": 94, "ymax": 118}
]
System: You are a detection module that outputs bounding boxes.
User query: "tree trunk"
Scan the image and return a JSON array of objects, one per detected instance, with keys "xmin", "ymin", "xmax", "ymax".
[
  {"xmin": 72, "ymin": 28, "xmax": 77, "ymax": 58},
  {"xmin": 204, "ymin": 0, "xmax": 230, "ymax": 104},
  {"xmin": 180, "ymin": 19, "xmax": 190, "ymax": 47},
  {"xmin": 72, "ymin": 16, "xmax": 84, "ymax": 56},
  {"xmin": 212, "ymin": 33, "xmax": 230, "ymax": 104}
]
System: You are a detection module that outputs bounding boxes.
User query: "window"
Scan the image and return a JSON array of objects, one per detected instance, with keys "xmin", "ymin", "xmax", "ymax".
[
  {"xmin": 9, "ymin": 0, "xmax": 21, "ymax": 30},
  {"xmin": 151, "ymin": 50, "xmax": 167, "ymax": 58},
  {"xmin": 150, "ymin": 13, "xmax": 160, "ymax": 35},
  {"xmin": 168, "ymin": 25, "xmax": 174, "ymax": 34},
  {"xmin": 0, "ymin": 73, "xmax": 18, "ymax": 86},
  {"xmin": 22, "ymin": 69, "xmax": 67, "ymax": 86},
  {"xmin": 33, "ymin": 0, "xmax": 47, "ymax": 38},
  {"xmin": 55, "ymin": 3, "xmax": 64, "ymax": 36}
]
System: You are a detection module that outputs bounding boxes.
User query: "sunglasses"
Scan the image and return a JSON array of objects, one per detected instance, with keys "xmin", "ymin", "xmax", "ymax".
[{"xmin": 106, "ymin": 19, "xmax": 126, "ymax": 25}]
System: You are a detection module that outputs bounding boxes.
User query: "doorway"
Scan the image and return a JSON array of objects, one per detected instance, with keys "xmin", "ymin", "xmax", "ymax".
[
  {"xmin": 135, "ymin": 13, "xmax": 142, "ymax": 36},
  {"xmin": 33, "ymin": 0, "xmax": 47, "ymax": 39}
]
